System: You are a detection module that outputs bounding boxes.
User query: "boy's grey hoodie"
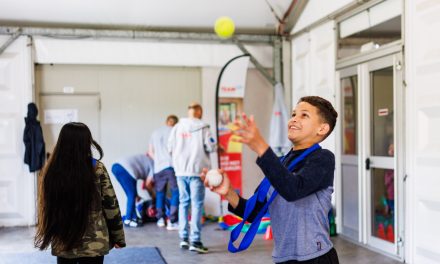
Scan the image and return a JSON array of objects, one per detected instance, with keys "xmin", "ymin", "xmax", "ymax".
[{"xmin": 168, "ymin": 117, "xmax": 216, "ymax": 176}]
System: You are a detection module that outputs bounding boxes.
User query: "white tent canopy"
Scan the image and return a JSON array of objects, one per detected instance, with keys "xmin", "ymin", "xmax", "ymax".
[{"xmin": 0, "ymin": 0, "xmax": 297, "ymax": 34}]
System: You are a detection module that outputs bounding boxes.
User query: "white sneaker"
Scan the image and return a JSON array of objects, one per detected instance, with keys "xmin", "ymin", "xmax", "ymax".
[
  {"xmin": 157, "ymin": 218, "xmax": 166, "ymax": 227},
  {"xmin": 166, "ymin": 220, "xmax": 179, "ymax": 231},
  {"xmin": 179, "ymin": 239, "xmax": 189, "ymax": 249},
  {"xmin": 128, "ymin": 220, "xmax": 140, "ymax": 228},
  {"xmin": 189, "ymin": 242, "xmax": 208, "ymax": 253}
]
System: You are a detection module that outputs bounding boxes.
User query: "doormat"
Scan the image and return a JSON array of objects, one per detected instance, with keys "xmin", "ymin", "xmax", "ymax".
[{"xmin": 0, "ymin": 247, "xmax": 167, "ymax": 264}]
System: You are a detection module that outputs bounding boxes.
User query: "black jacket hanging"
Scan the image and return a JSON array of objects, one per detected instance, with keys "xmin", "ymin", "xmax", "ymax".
[{"xmin": 23, "ymin": 103, "xmax": 45, "ymax": 172}]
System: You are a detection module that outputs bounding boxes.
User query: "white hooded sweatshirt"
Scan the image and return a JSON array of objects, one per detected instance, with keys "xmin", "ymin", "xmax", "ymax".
[{"xmin": 168, "ymin": 117, "xmax": 216, "ymax": 177}]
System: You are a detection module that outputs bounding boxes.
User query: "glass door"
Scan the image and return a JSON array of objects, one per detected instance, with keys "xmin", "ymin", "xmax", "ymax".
[
  {"xmin": 364, "ymin": 54, "xmax": 402, "ymax": 256},
  {"xmin": 339, "ymin": 67, "xmax": 360, "ymax": 241}
]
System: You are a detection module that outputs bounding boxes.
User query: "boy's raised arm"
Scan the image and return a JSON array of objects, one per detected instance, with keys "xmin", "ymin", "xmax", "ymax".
[
  {"xmin": 232, "ymin": 112, "xmax": 334, "ymax": 202},
  {"xmin": 256, "ymin": 147, "xmax": 335, "ymax": 202}
]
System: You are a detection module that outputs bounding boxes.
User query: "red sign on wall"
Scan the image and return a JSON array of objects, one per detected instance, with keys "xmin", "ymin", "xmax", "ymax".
[{"xmin": 219, "ymin": 130, "xmax": 242, "ymax": 194}]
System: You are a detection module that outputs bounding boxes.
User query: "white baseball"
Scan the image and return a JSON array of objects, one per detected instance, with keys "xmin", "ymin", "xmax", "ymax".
[{"xmin": 206, "ymin": 169, "xmax": 223, "ymax": 187}]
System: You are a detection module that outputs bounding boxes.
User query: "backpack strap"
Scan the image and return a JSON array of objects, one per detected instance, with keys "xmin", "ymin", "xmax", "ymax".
[
  {"xmin": 228, "ymin": 143, "xmax": 321, "ymax": 253},
  {"xmin": 92, "ymin": 158, "xmax": 97, "ymax": 170}
]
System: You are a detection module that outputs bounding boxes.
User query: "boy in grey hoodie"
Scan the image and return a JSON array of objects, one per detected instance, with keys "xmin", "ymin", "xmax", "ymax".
[{"xmin": 168, "ymin": 102, "xmax": 216, "ymax": 253}]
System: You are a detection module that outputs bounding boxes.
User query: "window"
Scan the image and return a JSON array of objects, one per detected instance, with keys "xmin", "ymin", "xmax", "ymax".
[{"xmin": 337, "ymin": 0, "xmax": 402, "ymax": 59}]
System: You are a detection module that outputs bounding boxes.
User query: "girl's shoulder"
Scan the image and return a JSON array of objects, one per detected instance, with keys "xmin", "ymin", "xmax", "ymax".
[
  {"xmin": 94, "ymin": 160, "xmax": 108, "ymax": 177},
  {"xmin": 93, "ymin": 161, "xmax": 112, "ymax": 191}
]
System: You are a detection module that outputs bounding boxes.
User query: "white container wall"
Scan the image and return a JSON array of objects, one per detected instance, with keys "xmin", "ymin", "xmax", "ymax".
[
  {"xmin": 0, "ymin": 36, "xmax": 35, "ymax": 226},
  {"xmin": 405, "ymin": 0, "xmax": 440, "ymax": 263},
  {"xmin": 291, "ymin": 21, "xmax": 336, "ymax": 152}
]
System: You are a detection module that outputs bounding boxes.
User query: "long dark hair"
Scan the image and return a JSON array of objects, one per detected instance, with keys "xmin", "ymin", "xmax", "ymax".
[{"xmin": 35, "ymin": 122, "xmax": 103, "ymax": 251}]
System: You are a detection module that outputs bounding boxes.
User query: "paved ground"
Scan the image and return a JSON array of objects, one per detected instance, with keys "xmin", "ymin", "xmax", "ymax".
[{"xmin": 0, "ymin": 223, "xmax": 402, "ymax": 264}]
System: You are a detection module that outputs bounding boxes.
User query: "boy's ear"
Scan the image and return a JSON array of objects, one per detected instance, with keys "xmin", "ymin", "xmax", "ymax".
[{"xmin": 317, "ymin": 123, "xmax": 330, "ymax": 137}]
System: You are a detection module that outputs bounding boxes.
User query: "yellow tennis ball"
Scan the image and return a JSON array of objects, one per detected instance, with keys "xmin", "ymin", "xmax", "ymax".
[{"xmin": 215, "ymin": 17, "xmax": 235, "ymax": 39}]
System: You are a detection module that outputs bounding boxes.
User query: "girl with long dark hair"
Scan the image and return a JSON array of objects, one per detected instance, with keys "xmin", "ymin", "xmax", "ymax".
[{"xmin": 35, "ymin": 122, "xmax": 126, "ymax": 264}]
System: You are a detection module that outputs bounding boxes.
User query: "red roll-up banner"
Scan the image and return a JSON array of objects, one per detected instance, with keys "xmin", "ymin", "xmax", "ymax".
[{"xmin": 215, "ymin": 54, "xmax": 250, "ymax": 195}]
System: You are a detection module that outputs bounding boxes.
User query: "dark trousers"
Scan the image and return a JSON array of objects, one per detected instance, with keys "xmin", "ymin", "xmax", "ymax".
[
  {"xmin": 112, "ymin": 163, "xmax": 137, "ymax": 220},
  {"xmin": 154, "ymin": 168, "xmax": 179, "ymax": 223},
  {"xmin": 57, "ymin": 256, "xmax": 104, "ymax": 264},
  {"xmin": 278, "ymin": 248, "xmax": 339, "ymax": 264}
]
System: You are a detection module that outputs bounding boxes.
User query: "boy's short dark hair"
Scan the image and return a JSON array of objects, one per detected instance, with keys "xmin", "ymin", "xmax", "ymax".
[{"xmin": 298, "ymin": 96, "xmax": 338, "ymax": 140}]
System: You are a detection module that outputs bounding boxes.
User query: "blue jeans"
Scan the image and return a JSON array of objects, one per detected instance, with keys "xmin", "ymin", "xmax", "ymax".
[
  {"xmin": 154, "ymin": 168, "xmax": 179, "ymax": 223},
  {"xmin": 112, "ymin": 164, "xmax": 137, "ymax": 221},
  {"xmin": 177, "ymin": 176, "xmax": 205, "ymax": 242}
]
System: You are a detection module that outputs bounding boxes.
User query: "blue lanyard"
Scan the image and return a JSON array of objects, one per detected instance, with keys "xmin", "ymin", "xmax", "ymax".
[{"xmin": 228, "ymin": 143, "xmax": 321, "ymax": 253}]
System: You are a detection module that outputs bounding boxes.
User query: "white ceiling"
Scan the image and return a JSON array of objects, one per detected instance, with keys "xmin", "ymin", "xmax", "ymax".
[{"xmin": 0, "ymin": 0, "xmax": 296, "ymax": 34}]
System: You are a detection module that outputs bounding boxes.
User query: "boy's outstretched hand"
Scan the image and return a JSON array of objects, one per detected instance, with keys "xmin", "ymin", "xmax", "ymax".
[
  {"xmin": 201, "ymin": 168, "xmax": 230, "ymax": 195},
  {"xmin": 232, "ymin": 113, "xmax": 269, "ymax": 157},
  {"xmin": 201, "ymin": 168, "xmax": 240, "ymax": 208}
]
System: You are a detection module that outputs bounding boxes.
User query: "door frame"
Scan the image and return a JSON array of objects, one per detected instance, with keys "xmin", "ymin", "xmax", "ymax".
[
  {"xmin": 338, "ymin": 66, "xmax": 363, "ymax": 242},
  {"xmin": 362, "ymin": 54, "xmax": 403, "ymax": 257},
  {"xmin": 38, "ymin": 92, "xmax": 102, "ymax": 152},
  {"xmin": 336, "ymin": 50, "xmax": 405, "ymax": 260}
]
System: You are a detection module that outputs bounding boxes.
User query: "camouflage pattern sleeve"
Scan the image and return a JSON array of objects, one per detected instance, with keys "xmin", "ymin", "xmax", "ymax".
[{"xmin": 97, "ymin": 162, "xmax": 126, "ymax": 248}]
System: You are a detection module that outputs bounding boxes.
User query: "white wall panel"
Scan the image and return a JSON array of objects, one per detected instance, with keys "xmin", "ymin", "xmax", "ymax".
[
  {"xmin": 291, "ymin": 33, "xmax": 310, "ymax": 104},
  {"xmin": 369, "ymin": 0, "xmax": 402, "ymax": 27},
  {"xmin": 339, "ymin": 11, "xmax": 370, "ymax": 38},
  {"xmin": 0, "ymin": 53, "xmax": 23, "ymax": 113},
  {"xmin": 33, "ymin": 37, "xmax": 273, "ymax": 68},
  {"xmin": 291, "ymin": 21, "xmax": 336, "ymax": 151},
  {"xmin": 405, "ymin": 0, "xmax": 440, "ymax": 262},
  {"xmin": 0, "ymin": 117, "xmax": 17, "ymax": 155},
  {"xmin": 292, "ymin": 0, "xmax": 355, "ymax": 34},
  {"xmin": 309, "ymin": 21, "xmax": 336, "ymax": 101},
  {"xmin": 417, "ymin": 107, "xmax": 440, "ymax": 153},
  {"xmin": 0, "ymin": 36, "xmax": 35, "ymax": 227}
]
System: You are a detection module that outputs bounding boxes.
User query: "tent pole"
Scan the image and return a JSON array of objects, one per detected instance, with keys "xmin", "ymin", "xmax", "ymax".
[
  {"xmin": 0, "ymin": 28, "xmax": 22, "ymax": 56},
  {"xmin": 234, "ymin": 38, "xmax": 277, "ymax": 86}
]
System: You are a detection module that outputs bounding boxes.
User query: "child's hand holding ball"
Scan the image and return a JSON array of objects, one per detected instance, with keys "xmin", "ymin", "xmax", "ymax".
[
  {"xmin": 201, "ymin": 168, "xmax": 231, "ymax": 196},
  {"xmin": 206, "ymin": 169, "xmax": 223, "ymax": 187},
  {"xmin": 201, "ymin": 168, "xmax": 239, "ymax": 208}
]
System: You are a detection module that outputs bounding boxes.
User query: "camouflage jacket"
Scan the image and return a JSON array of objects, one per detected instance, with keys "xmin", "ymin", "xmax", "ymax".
[{"xmin": 52, "ymin": 161, "xmax": 126, "ymax": 258}]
